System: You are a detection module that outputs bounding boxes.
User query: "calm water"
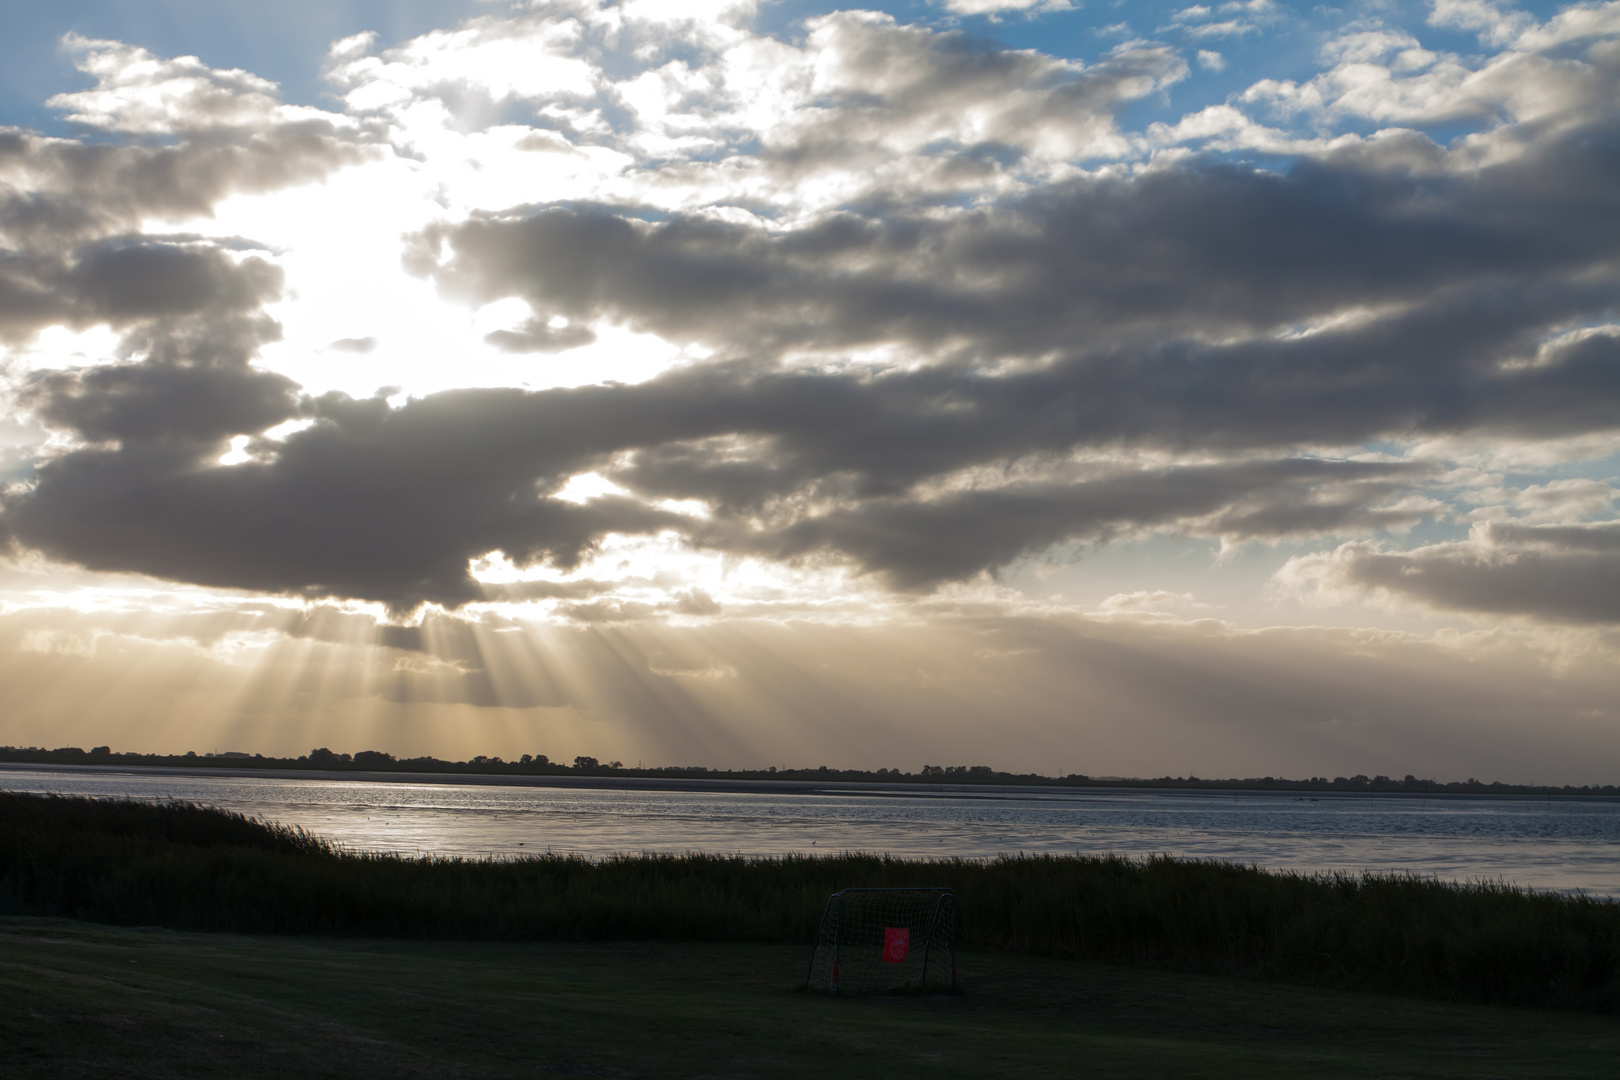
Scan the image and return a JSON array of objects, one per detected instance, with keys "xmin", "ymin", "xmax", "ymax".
[{"xmin": 5, "ymin": 764, "xmax": 1618, "ymax": 895}]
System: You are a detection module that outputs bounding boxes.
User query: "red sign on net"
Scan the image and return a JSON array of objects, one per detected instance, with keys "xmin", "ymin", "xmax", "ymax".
[{"xmin": 882, "ymin": 926, "xmax": 910, "ymax": 964}]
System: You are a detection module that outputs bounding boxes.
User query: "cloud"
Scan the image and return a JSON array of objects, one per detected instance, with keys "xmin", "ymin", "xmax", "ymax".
[
  {"xmin": 1097, "ymin": 590, "xmax": 1211, "ymax": 613},
  {"xmin": 1, "ymin": 347, "xmax": 1439, "ymax": 608},
  {"xmin": 1, "ymin": 385, "xmax": 686, "ymax": 611},
  {"xmin": 1275, "ymin": 521, "xmax": 1620, "ymax": 624},
  {"xmin": 0, "ymin": 43, "xmax": 369, "ymax": 244},
  {"xmin": 411, "ymin": 126, "xmax": 1620, "ymax": 441},
  {"xmin": 22, "ymin": 339, "xmax": 297, "ymax": 449},
  {"xmin": 760, "ymin": 14, "xmax": 1187, "ymax": 169},
  {"xmin": 1459, "ymin": 477, "xmax": 1618, "ymax": 523},
  {"xmin": 13, "ymin": 99, "xmax": 1620, "ymax": 609},
  {"xmin": 721, "ymin": 458, "xmax": 1431, "ymax": 589},
  {"xmin": 0, "ymin": 234, "xmax": 284, "ymax": 344},
  {"xmin": 329, "ymin": 15, "xmax": 599, "ymax": 116},
  {"xmin": 1428, "ymin": 0, "xmax": 1535, "ymax": 46},
  {"xmin": 484, "ymin": 317, "xmax": 597, "ymax": 353},
  {"xmin": 477, "ymin": 577, "xmax": 618, "ymax": 602},
  {"xmin": 1317, "ymin": 29, "xmax": 1425, "ymax": 66},
  {"xmin": 322, "ymin": 6, "xmax": 1184, "ymax": 208},
  {"xmin": 1161, "ymin": 0, "xmax": 1277, "ymax": 39},
  {"xmin": 50, "ymin": 35, "xmax": 312, "ymax": 134},
  {"xmin": 1247, "ymin": 5, "xmax": 1620, "ymax": 130},
  {"xmin": 943, "ymin": 0, "xmax": 1074, "ymax": 13},
  {"xmin": 0, "ymin": 34, "xmax": 373, "ymax": 396},
  {"xmin": 4, "ymin": 2, "xmax": 1620, "ymax": 629}
]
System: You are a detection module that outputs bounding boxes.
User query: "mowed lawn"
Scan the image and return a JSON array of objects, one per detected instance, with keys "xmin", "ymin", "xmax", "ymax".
[{"xmin": 2, "ymin": 916, "xmax": 1615, "ymax": 1079}]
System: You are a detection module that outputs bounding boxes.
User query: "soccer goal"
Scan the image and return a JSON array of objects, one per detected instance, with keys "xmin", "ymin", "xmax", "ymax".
[{"xmin": 805, "ymin": 887, "xmax": 957, "ymax": 994}]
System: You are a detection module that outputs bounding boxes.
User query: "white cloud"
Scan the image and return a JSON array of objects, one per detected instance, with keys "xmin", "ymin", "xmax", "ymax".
[
  {"xmin": 943, "ymin": 0, "xmax": 1074, "ymax": 13},
  {"xmin": 1318, "ymin": 29, "xmax": 1424, "ymax": 65},
  {"xmin": 1183, "ymin": 20, "xmax": 1261, "ymax": 38},
  {"xmin": 1241, "ymin": 6, "xmax": 1620, "ymax": 137},
  {"xmin": 618, "ymin": 0, "xmax": 757, "ymax": 25},
  {"xmin": 1427, "ymin": 0, "xmax": 1535, "ymax": 46},
  {"xmin": 1097, "ymin": 589, "xmax": 1214, "ymax": 613},
  {"xmin": 1459, "ymin": 479, "xmax": 1619, "ymax": 524},
  {"xmin": 48, "ymin": 34, "xmax": 351, "ymax": 136},
  {"xmin": 329, "ymin": 14, "xmax": 599, "ymax": 115}
]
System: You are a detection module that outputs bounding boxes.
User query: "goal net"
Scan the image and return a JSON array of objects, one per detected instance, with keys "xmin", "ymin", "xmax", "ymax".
[{"xmin": 805, "ymin": 887, "xmax": 956, "ymax": 994}]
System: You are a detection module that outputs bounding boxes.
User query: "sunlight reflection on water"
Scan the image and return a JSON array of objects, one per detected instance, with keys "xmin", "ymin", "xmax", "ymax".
[{"xmin": 5, "ymin": 765, "xmax": 1617, "ymax": 895}]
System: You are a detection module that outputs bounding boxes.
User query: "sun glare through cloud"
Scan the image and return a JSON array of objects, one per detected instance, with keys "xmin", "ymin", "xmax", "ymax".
[{"xmin": 0, "ymin": 0, "xmax": 1617, "ymax": 781}]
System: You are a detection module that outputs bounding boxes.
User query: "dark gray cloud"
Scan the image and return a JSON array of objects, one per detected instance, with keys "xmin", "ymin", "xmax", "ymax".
[
  {"xmin": 1285, "ymin": 522, "xmax": 1620, "ymax": 624},
  {"xmin": 405, "ymin": 124, "xmax": 1620, "ymax": 474},
  {"xmin": 67, "ymin": 240, "xmax": 282, "ymax": 324},
  {"xmin": 0, "ymin": 233, "xmax": 285, "ymax": 344},
  {"xmin": 1, "ymin": 237, "xmax": 285, "ymax": 351},
  {"xmin": 11, "ymin": 239, "xmax": 294, "ymax": 453},
  {"xmin": 484, "ymin": 317, "xmax": 597, "ymax": 353},
  {"xmin": 0, "ymin": 125, "xmax": 367, "ymax": 243},
  {"xmin": 721, "ymin": 458, "xmax": 1425, "ymax": 589},
  {"xmin": 0, "ymin": 354, "xmax": 1432, "ymax": 607},
  {"xmin": 1486, "ymin": 522, "xmax": 1620, "ymax": 553},
  {"xmin": 3, "ymin": 385, "xmax": 690, "ymax": 610},
  {"xmin": 414, "ymin": 119, "xmax": 1620, "ymax": 369},
  {"xmin": 24, "ymin": 348, "xmax": 298, "ymax": 449}
]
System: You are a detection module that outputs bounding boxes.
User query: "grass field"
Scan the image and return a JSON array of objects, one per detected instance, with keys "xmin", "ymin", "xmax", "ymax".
[{"xmin": 4, "ymin": 916, "xmax": 1618, "ymax": 1079}]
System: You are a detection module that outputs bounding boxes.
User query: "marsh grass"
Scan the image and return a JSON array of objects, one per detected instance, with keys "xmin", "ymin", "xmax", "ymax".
[{"xmin": 2, "ymin": 792, "xmax": 1616, "ymax": 1012}]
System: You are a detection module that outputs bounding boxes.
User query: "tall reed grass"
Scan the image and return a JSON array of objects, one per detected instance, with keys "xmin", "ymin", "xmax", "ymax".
[{"xmin": 3, "ymin": 792, "xmax": 1616, "ymax": 1012}]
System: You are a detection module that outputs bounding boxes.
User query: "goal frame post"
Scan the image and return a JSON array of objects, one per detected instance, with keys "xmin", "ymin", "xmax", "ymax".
[{"xmin": 805, "ymin": 886, "xmax": 957, "ymax": 994}]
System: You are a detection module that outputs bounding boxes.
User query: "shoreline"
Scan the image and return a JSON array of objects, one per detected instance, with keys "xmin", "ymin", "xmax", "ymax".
[{"xmin": 3, "ymin": 760, "xmax": 1615, "ymax": 803}]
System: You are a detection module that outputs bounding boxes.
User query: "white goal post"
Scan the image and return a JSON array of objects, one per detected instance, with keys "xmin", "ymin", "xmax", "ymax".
[{"xmin": 805, "ymin": 887, "xmax": 957, "ymax": 994}]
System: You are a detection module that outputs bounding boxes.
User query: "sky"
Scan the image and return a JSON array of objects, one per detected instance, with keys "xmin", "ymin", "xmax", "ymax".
[{"xmin": 1, "ymin": 0, "xmax": 1618, "ymax": 781}]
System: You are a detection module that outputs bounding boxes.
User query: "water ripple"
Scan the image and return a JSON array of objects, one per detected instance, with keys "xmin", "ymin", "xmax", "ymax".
[{"xmin": 4, "ymin": 766, "xmax": 1616, "ymax": 895}]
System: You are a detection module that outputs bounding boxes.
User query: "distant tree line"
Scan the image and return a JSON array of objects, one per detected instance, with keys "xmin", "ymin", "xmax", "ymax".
[{"xmin": 1, "ymin": 745, "xmax": 1615, "ymax": 797}]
